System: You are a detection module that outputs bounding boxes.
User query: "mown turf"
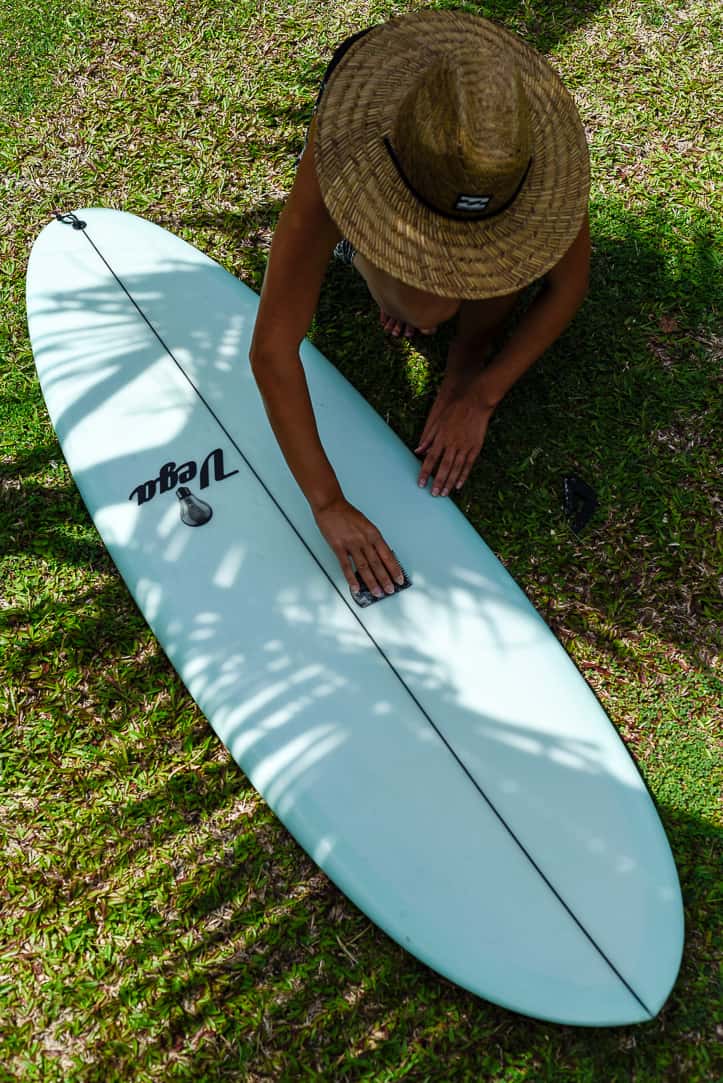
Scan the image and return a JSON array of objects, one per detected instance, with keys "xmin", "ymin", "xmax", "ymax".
[{"xmin": 1, "ymin": 1, "xmax": 721, "ymax": 1080}]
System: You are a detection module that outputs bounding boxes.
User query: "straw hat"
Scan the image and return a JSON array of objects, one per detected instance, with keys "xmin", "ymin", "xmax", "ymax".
[{"xmin": 314, "ymin": 11, "xmax": 590, "ymax": 299}]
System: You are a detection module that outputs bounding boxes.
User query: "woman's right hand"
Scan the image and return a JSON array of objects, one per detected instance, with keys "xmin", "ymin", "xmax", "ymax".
[{"xmin": 313, "ymin": 497, "xmax": 404, "ymax": 598}]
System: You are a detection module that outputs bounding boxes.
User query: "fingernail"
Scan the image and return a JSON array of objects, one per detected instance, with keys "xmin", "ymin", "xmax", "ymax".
[
  {"xmin": 418, "ymin": 479, "xmax": 426, "ymax": 488},
  {"xmin": 442, "ymin": 488, "xmax": 449, "ymax": 497},
  {"xmin": 432, "ymin": 487, "xmax": 439, "ymax": 496},
  {"xmin": 395, "ymin": 576, "xmax": 405, "ymax": 586}
]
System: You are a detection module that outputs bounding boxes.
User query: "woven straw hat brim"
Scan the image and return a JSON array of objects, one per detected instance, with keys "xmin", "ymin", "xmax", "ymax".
[{"xmin": 314, "ymin": 12, "xmax": 590, "ymax": 299}]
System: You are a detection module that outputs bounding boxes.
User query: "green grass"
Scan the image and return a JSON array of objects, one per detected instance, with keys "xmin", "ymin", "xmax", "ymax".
[{"xmin": 1, "ymin": 0, "xmax": 722, "ymax": 1080}]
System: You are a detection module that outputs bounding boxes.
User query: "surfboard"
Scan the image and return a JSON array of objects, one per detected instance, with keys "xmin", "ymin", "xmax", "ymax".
[{"xmin": 26, "ymin": 208, "xmax": 683, "ymax": 1026}]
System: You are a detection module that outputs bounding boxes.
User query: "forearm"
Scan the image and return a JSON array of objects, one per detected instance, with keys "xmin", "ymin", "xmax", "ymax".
[
  {"xmin": 251, "ymin": 351, "xmax": 343, "ymax": 513},
  {"xmin": 472, "ymin": 278, "xmax": 588, "ymax": 408}
]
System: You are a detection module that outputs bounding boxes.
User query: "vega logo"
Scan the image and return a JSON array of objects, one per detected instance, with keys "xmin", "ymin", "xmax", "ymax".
[{"xmin": 128, "ymin": 447, "xmax": 239, "ymax": 527}]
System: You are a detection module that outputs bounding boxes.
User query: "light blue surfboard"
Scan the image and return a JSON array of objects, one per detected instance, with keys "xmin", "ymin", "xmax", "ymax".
[{"xmin": 26, "ymin": 208, "xmax": 684, "ymax": 1025}]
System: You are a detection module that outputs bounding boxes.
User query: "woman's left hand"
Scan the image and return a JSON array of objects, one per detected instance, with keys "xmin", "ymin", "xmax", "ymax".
[{"xmin": 415, "ymin": 385, "xmax": 495, "ymax": 496}]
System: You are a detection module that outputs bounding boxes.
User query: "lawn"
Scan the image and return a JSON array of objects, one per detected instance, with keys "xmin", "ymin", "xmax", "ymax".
[{"xmin": 1, "ymin": 1, "xmax": 721, "ymax": 1080}]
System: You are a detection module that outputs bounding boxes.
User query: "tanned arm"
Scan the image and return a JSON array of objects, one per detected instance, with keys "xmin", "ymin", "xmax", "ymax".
[
  {"xmin": 416, "ymin": 213, "xmax": 591, "ymax": 495},
  {"xmin": 471, "ymin": 212, "xmax": 591, "ymax": 410},
  {"xmin": 249, "ymin": 122, "xmax": 404, "ymax": 597},
  {"xmin": 250, "ymin": 119, "xmax": 343, "ymax": 510}
]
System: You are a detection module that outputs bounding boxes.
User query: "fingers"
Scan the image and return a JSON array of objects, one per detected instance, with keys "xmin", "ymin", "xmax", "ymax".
[
  {"xmin": 418, "ymin": 440, "xmax": 479, "ymax": 495},
  {"xmin": 316, "ymin": 500, "xmax": 404, "ymax": 600},
  {"xmin": 416, "ymin": 444, "xmax": 437, "ymax": 491},
  {"xmin": 343, "ymin": 550, "xmax": 403, "ymax": 599},
  {"xmin": 418, "ymin": 443, "xmax": 447, "ymax": 493},
  {"xmin": 454, "ymin": 453, "xmax": 477, "ymax": 491},
  {"xmin": 415, "ymin": 429, "xmax": 433, "ymax": 458},
  {"xmin": 417, "ymin": 431, "xmax": 452, "ymax": 490},
  {"xmin": 353, "ymin": 546, "xmax": 399, "ymax": 598},
  {"xmin": 416, "ymin": 393, "xmax": 456, "ymax": 455},
  {"xmin": 337, "ymin": 552, "xmax": 361, "ymax": 596},
  {"xmin": 431, "ymin": 449, "xmax": 469, "ymax": 496},
  {"xmin": 415, "ymin": 407, "xmax": 441, "ymax": 455},
  {"xmin": 334, "ymin": 535, "xmax": 404, "ymax": 599},
  {"xmin": 414, "ymin": 375, "xmax": 468, "ymax": 457},
  {"xmin": 415, "ymin": 394, "xmax": 491, "ymax": 495}
]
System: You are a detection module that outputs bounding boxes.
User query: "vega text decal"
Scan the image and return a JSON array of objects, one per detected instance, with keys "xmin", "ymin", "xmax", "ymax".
[{"xmin": 128, "ymin": 448, "xmax": 239, "ymax": 506}]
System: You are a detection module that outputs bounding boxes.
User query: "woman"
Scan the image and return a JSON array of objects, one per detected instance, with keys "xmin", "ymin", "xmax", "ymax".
[{"xmin": 250, "ymin": 11, "xmax": 590, "ymax": 601}]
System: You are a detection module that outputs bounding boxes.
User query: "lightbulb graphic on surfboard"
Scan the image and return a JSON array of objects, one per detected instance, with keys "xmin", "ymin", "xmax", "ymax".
[
  {"xmin": 26, "ymin": 208, "xmax": 683, "ymax": 1026},
  {"xmin": 128, "ymin": 446, "xmax": 238, "ymax": 528}
]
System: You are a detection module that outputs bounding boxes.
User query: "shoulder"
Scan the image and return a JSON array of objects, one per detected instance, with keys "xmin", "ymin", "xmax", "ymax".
[
  {"xmin": 285, "ymin": 118, "xmax": 335, "ymax": 230},
  {"xmin": 255, "ymin": 121, "xmax": 340, "ymax": 347},
  {"xmin": 546, "ymin": 211, "xmax": 590, "ymax": 286}
]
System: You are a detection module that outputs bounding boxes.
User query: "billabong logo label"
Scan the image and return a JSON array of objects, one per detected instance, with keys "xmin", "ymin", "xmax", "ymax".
[
  {"xmin": 455, "ymin": 194, "xmax": 491, "ymax": 212},
  {"xmin": 128, "ymin": 447, "xmax": 239, "ymax": 506}
]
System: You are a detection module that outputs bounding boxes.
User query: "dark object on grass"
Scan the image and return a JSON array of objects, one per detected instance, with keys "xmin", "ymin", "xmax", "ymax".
[{"xmin": 563, "ymin": 475, "xmax": 598, "ymax": 534}]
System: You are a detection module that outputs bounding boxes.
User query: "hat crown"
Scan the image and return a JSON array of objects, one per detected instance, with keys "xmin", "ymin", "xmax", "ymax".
[
  {"xmin": 313, "ymin": 11, "xmax": 591, "ymax": 298},
  {"xmin": 391, "ymin": 49, "xmax": 533, "ymax": 218}
]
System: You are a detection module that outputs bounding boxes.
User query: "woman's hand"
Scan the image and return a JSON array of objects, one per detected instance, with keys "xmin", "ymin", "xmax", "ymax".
[
  {"xmin": 314, "ymin": 497, "xmax": 404, "ymax": 597},
  {"xmin": 415, "ymin": 380, "xmax": 495, "ymax": 496}
]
